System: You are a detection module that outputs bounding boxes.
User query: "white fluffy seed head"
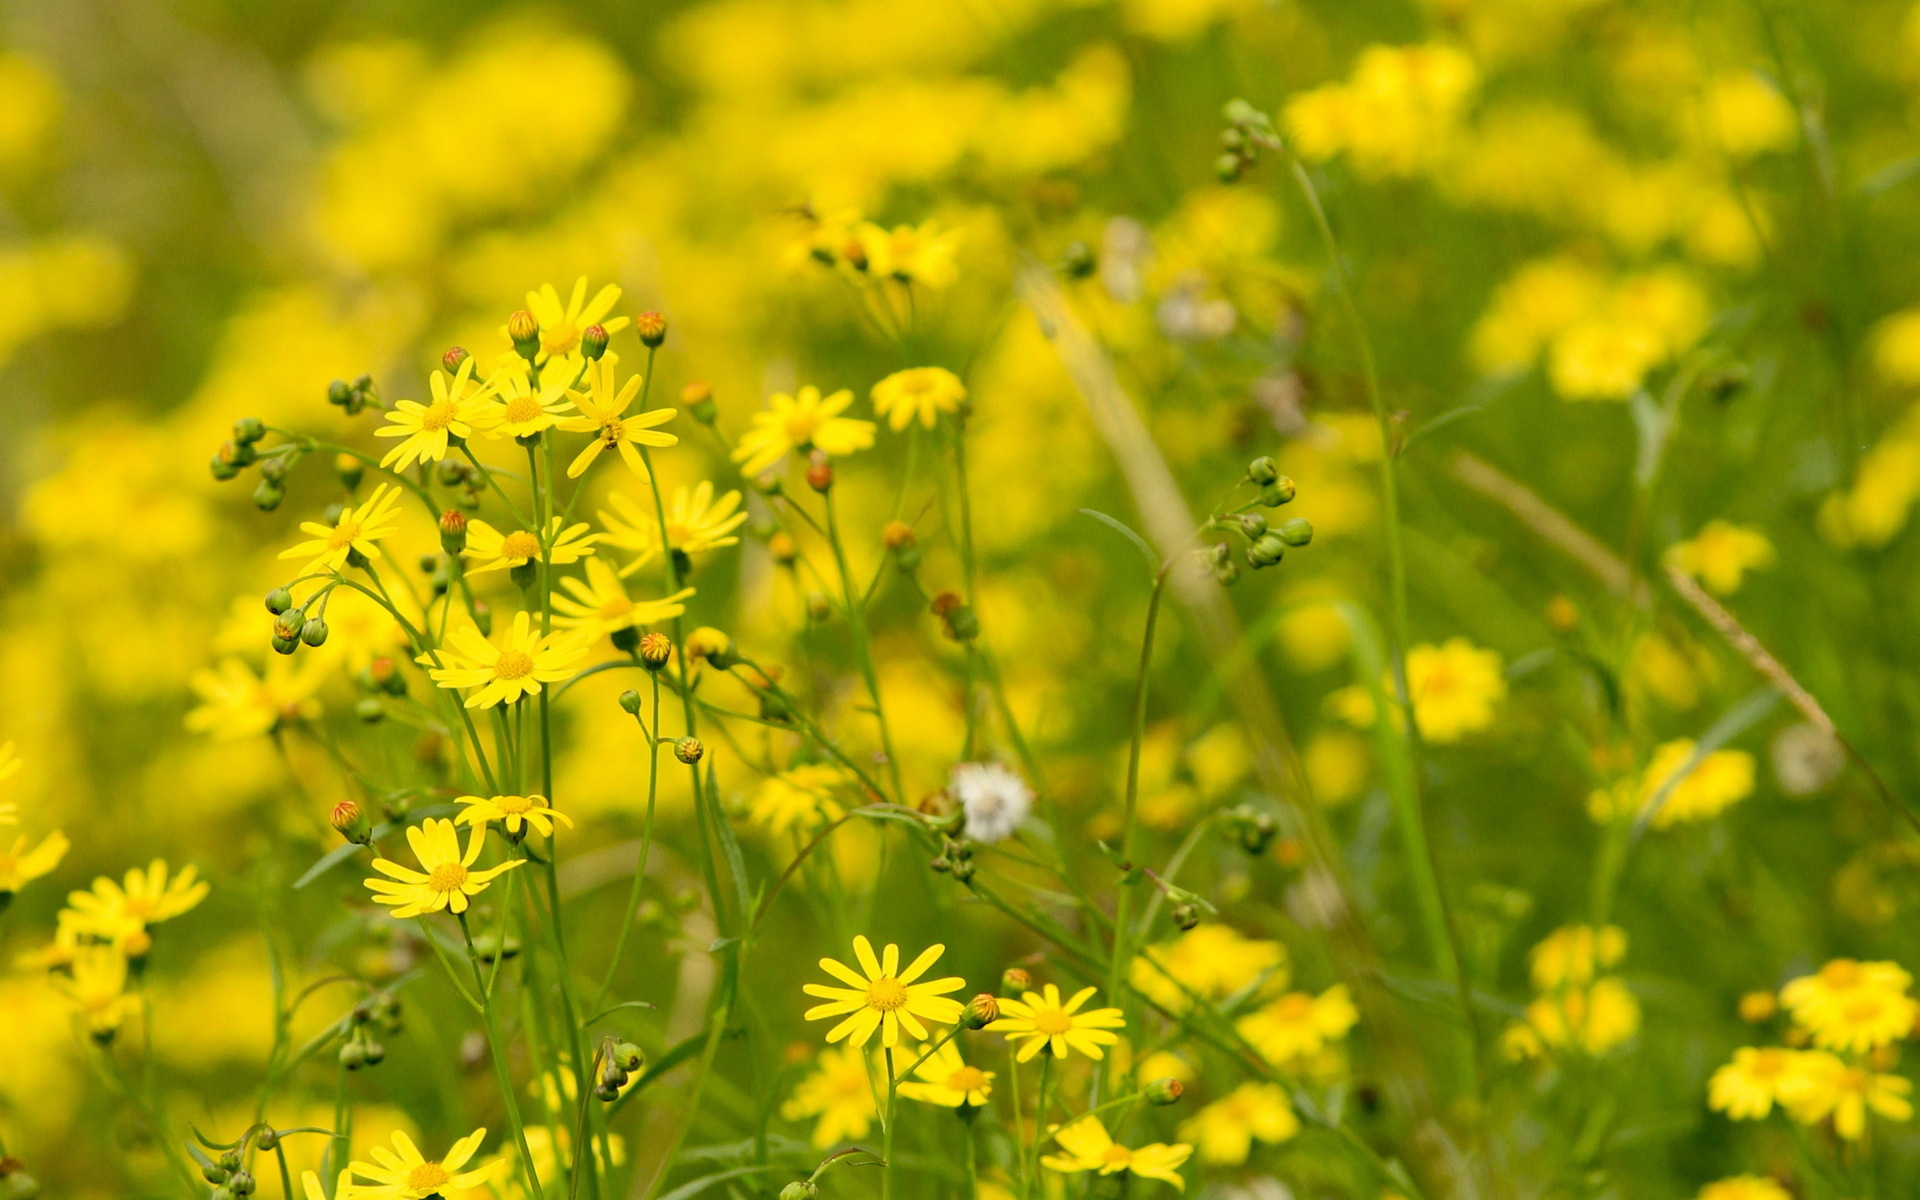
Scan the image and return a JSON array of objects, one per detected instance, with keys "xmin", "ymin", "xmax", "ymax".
[{"xmin": 950, "ymin": 761, "xmax": 1033, "ymax": 844}]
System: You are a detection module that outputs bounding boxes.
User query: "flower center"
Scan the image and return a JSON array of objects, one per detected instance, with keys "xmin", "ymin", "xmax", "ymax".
[
  {"xmin": 543, "ymin": 322, "xmax": 580, "ymax": 358},
  {"xmin": 427, "ymin": 863, "xmax": 468, "ymax": 893},
  {"xmin": 783, "ymin": 411, "xmax": 822, "ymax": 446},
  {"xmin": 407, "ymin": 1162, "xmax": 452, "ymax": 1191},
  {"xmin": 665, "ymin": 521, "xmax": 689, "ymax": 546},
  {"xmin": 1844, "ymin": 997, "xmax": 1886, "ymax": 1023},
  {"xmin": 327, "ymin": 520, "xmax": 364, "ymax": 551},
  {"xmin": 421, "ymin": 398, "xmax": 459, "ymax": 432},
  {"xmin": 1031, "ymin": 1008, "xmax": 1073, "ymax": 1036},
  {"xmin": 1823, "ymin": 960, "xmax": 1863, "ymax": 989},
  {"xmin": 599, "ymin": 597, "xmax": 635, "ymax": 621},
  {"xmin": 500, "ymin": 531, "xmax": 542, "ymax": 560},
  {"xmin": 946, "ymin": 1066, "xmax": 988, "ymax": 1092},
  {"xmin": 866, "ymin": 977, "xmax": 909, "ymax": 1011},
  {"xmin": 494, "ymin": 650, "xmax": 535, "ymax": 681},
  {"xmin": 600, "ymin": 417, "xmax": 625, "ymax": 446},
  {"xmin": 1100, "ymin": 1145, "xmax": 1132, "ymax": 1168},
  {"xmin": 498, "ymin": 795, "xmax": 534, "ymax": 814},
  {"xmin": 1274, "ymin": 994, "xmax": 1314, "ymax": 1021},
  {"xmin": 504, "ymin": 394, "xmax": 543, "ymax": 423}
]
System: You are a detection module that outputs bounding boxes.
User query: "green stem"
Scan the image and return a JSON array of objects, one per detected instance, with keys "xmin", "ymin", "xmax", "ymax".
[
  {"xmin": 458, "ymin": 914, "xmax": 547, "ymax": 1199},
  {"xmin": 824, "ymin": 489, "xmax": 907, "ymax": 804}
]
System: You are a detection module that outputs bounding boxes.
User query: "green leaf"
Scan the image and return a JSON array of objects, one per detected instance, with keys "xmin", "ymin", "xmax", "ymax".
[
  {"xmin": 587, "ymin": 999, "xmax": 658, "ymax": 1024},
  {"xmin": 656, "ymin": 1164, "xmax": 785, "ymax": 1200},
  {"xmin": 1078, "ymin": 508, "xmax": 1160, "ymax": 573}
]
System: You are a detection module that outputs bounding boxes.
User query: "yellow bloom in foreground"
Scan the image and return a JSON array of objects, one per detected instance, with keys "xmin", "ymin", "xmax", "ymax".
[
  {"xmin": 347, "ymin": 1127, "xmax": 496, "ymax": 1200},
  {"xmin": 803, "ymin": 934, "xmax": 967, "ymax": 1048},
  {"xmin": 53, "ymin": 946, "xmax": 141, "ymax": 1040},
  {"xmin": 65, "ymin": 859, "xmax": 208, "ymax": 949},
  {"xmin": 558, "ymin": 357, "xmax": 678, "ymax": 479},
  {"xmin": 463, "ymin": 517, "xmax": 598, "ymax": 574},
  {"xmin": 748, "ymin": 764, "xmax": 854, "ymax": 837},
  {"xmin": 1634, "ymin": 739, "xmax": 1756, "ymax": 828},
  {"xmin": 1775, "ymin": 1050, "xmax": 1912, "ymax": 1140},
  {"xmin": 483, "ymin": 368, "xmax": 577, "ymax": 439},
  {"xmin": 0, "ymin": 829, "xmax": 68, "ymax": 895},
  {"xmin": 781, "ymin": 1044, "xmax": 877, "ymax": 1148},
  {"xmin": 1781, "ymin": 959, "xmax": 1917, "ymax": 1053},
  {"xmin": 1179, "ymin": 1082, "xmax": 1299, "ymax": 1165},
  {"xmin": 1697, "ymin": 1177, "xmax": 1791, "ymax": 1200},
  {"xmin": 517, "ymin": 277, "xmax": 629, "ymax": 374},
  {"xmin": 1041, "ymin": 1115, "xmax": 1192, "ymax": 1191},
  {"xmin": 1235, "ymin": 985, "xmax": 1358, "ymax": 1066},
  {"xmin": 364, "ymin": 818, "xmax": 521, "ymax": 919},
  {"xmin": 551, "ymin": 557, "xmax": 694, "ymax": 640},
  {"xmin": 1129, "ymin": 924, "xmax": 1287, "ymax": 1013},
  {"xmin": 456, "ymin": 793, "xmax": 574, "ymax": 840},
  {"xmin": 732, "ymin": 385, "xmax": 875, "ymax": 475},
  {"xmin": 1404, "ymin": 638, "xmax": 1505, "ymax": 743},
  {"xmin": 987, "ymin": 983, "xmax": 1126, "ymax": 1062},
  {"xmin": 278, "ymin": 483, "xmax": 405, "ymax": 576},
  {"xmin": 598, "ymin": 483, "xmax": 748, "ymax": 575},
  {"xmin": 423, "ymin": 611, "xmax": 586, "ymax": 708},
  {"xmin": 870, "ymin": 367, "xmax": 966, "ymax": 431},
  {"xmin": 897, "ymin": 1038, "xmax": 994, "ymax": 1108},
  {"xmin": 1709, "ymin": 1046, "xmax": 1798, "ymax": 1120},
  {"xmin": 376, "ymin": 359, "xmax": 494, "ymax": 470},
  {"xmin": 1666, "ymin": 521, "xmax": 1775, "ymax": 596}
]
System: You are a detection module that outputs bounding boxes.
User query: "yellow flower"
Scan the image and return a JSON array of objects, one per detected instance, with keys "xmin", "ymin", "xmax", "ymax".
[
  {"xmin": 1781, "ymin": 959, "xmax": 1918, "ymax": 1053},
  {"xmin": 1129, "ymin": 925, "xmax": 1287, "ymax": 1013},
  {"xmin": 422, "ymin": 611, "xmax": 586, "ymax": 708},
  {"xmin": 364, "ymin": 818, "xmax": 521, "ymax": 919},
  {"xmin": 870, "ymin": 367, "xmax": 966, "ymax": 432},
  {"xmin": 184, "ymin": 655, "xmax": 328, "ymax": 740},
  {"xmin": 1518, "ymin": 978, "xmax": 1640, "ymax": 1056},
  {"xmin": 747, "ymin": 764, "xmax": 854, "ymax": 837},
  {"xmin": 1697, "ymin": 1177, "xmax": 1791, "ymax": 1200},
  {"xmin": 1709, "ymin": 1046, "xmax": 1798, "ymax": 1120},
  {"xmin": 1528, "ymin": 925, "xmax": 1627, "ymax": 990},
  {"xmin": 1547, "ymin": 320, "xmax": 1663, "ymax": 401},
  {"xmin": 803, "ymin": 934, "xmax": 967, "ymax": 1049},
  {"xmin": 1178, "ymin": 1082, "xmax": 1299, "ymax": 1165},
  {"xmin": 1041, "ymin": 1115, "xmax": 1192, "ymax": 1191},
  {"xmin": 857, "ymin": 220, "xmax": 961, "ymax": 289},
  {"xmin": 64, "ymin": 859, "xmax": 208, "ymax": 951},
  {"xmin": 781, "ymin": 1044, "xmax": 878, "ymax": 1148},
  {"xmin": 987, "ymin": 982, "xmax": 1126, "ymax": 1062},
  {"xmin": 598, "ymin": 483, "xmax": 748, "ymax": 575},
  {"xmin": 558, "ymin": 357, "xmax": 678, "ymax": 479},
  {"xmin": 732, "ymin": 385, "xmax": 875, "ymax": 476},
  {"xmin": 52, "ymin": 946, "xmax": 140, "ymax": 1040},
  {"xmin": 1665, "ymin": 521, "xmax": 1776, "ymax": 595},
  {"xmin": 551, "ymin": 557, "xmax": 694, "ymax": 640},
  {"xmin": 347, "ymin": 1127, "xmax": 497, "ymax": 1200},
  {"xmin": 897, "ymin": 1038, "xmax": 994, "ymax": 1108},
  {"xmin": 456, "ymin": 793, "xmax": 574, "ymax": 840},
  {"xmin": 0, "ymin": 739, "xmax": 20, "ymax": 789},
  {"xmin": 278, "ymin": 483, "xmax": 405, "ymax": 576},
  {"xmin": 1634, "ymin": 739, "xmax": 1756, "ymax": 828},
  {"xmin": 516, "ymin": 277, "xmax": 629, "ymax": 375},
  {"xmin": 1404, "ymin": 638, "xmax": 1505, "ymax": 742},
  {"xmin": 376, "ymin": 359, "xmax": 495, "ymax": 470},
  {"xmin": 1235, "ymin": 985, "xmax": 1359, "ymax": 1066},
  {"xmin": 1775, "ymin": 1050, "xmax": 1912, "ymax": 1140},
  {"xmin": 484, "ymin": 367, "xmax": 577, "ymax": 438},
  {"xmin": 0, "ymin": 829, "xmax": 68, "ymax": 895},
  {"xmin": 1700, "ymin": 72, "xmax": 1797, "ymax": 159},
  {"xmin": 462, "ymin": 517, "xmax": 599, "ymax": 575}
]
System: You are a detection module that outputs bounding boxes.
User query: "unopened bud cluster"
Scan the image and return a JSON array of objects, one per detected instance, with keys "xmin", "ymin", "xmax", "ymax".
[
  {"xmin": 596, "ymin": 1037, "xmax": 648, "ymax": 1100},
  {"xmin": 1215, "ymin": 98, "xmax": 1281, "ymax": 183},
  {"xmin": 1202, "ymin": 456, "xmax": 1310, "ymax": 581}
]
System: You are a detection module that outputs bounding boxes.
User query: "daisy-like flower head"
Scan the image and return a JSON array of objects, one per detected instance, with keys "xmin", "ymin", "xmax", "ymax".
[
  {"xmin": 484, "ymin": 366, "xmax": 577, "ymax": 439},
  {"xmin": 278, "ymin": 483, "xmax": 405, "ymax": 577},
  {"xmin": 1233, "ymin": 984, "xmax": 1359, "ymax": 1066},
  {"xmin": 53, "ymin": 945, "xmax": 141, "ymax": 1041},
  {"xmin": 0, "ymin": 829, "xmax": 68, "ymax": 896},
  {"xmin": 731, "ymin": 385, "xmax": 875, "ymax": 476},
  {"xmin": 747, "ymin": 764, "xmax": 853, "ymax": 837},
  {"xmin": 462, "ymin": 517, "xmax": 599, "ymax": 575},
  {"xmin": 421, "ymin": 611, "xmax": 587, "ymax": 708},
  {"xmin": 512, "ymin": 277, "xmax": 630, "ymax": 374},
  {"xmin": 804, "ymin": 934, "xmax": 967, "ymax": 1048},
  {"xmin": 364, "ymin": 818, "xmax": 521, "ymax": 919},
  {"xmin": 456, "ymin": 793, "xmax": 574, "ymax": 840},
  {"xmin": 377, "ymin": 358, "xmax": 495, "ymax": 470},
  {"xmin": 347, "ymin": 1127, "xmax": 496, "ymax": 1200},
  {"xmin": 870, "ymin": 367, "xmax": 966, "ymax": 432},
  {"xmin": 1665, "ymin": 520, "xmax": 1776, "ymax": 596},
  {"xmin": 64, "ymin": 859, "xmax": 209, "ymax": 953},
  {"xmin": 598, "ymin": 483, "xmax": 748, "ymax": 576},
  {"xmin": 781, "ymin": 1044, "xmax": 879, "ymax": 1148},
  {"xmin": 1780, "ymin": 958, "xmax": 1918, "ymax": 1053},
  {"xmin": 856, "ymin": 220, "xmax": 961, "ymax": 290},
  {"xmin": 1709, "ymin": 1046, "xmax": 1797, "ymax": 1120},
  {"xmin": 1178, "ymin": 1082, "xmax": 1300, "ymax": 1166},
  {"xmin": 558, "ymin": 357, "xmax": 678, "ymax": 479},
  {"xmin": 185, "ymin": 654, "xmax": 329, "ymax": 741},
  {"xmin": 986, "ymin": 983, "xmax": 1126, "ymax": 1062},
  {"xmin": 551, "ymin": 557, "xmax": 695, "ymax": 640},
  {"xmin": 897, "ymin": 1038, "xmax": 995, "ymax": 1108},
  {"xmin": 1041, "ymin": 1115, "xmax": 1192, "ymax": 1191},
  {"xmin": 1775, "ymin": 1050, "xmax": 1913, "ymax": 1140}
]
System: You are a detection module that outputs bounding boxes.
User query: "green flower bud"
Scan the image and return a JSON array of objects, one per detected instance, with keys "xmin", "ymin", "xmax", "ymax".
[
  {"xmin": 265, "ymin": 587, "xmax": 294, "ymax": 615},
  {"xmin": 1144, "ymin": 1077, "xmax": 1185, "ymax": 1106},
  {"xmin": 327, "ymin": 379, "xmax": 352, "ymax": 407},
  {"xmin": 339, "ymin": 1040, "xmax": 368, "ymax": 1070},
  {"xmin": 232, "ymin": 416, "xmax": 265, "ymax": 445},
  {"xmin": 1260, "ymin": 476, "xmax": 1297, "ymax": 507},
  {"xmin": 1214, "ymin": 153, "xmax": 1244, "ymax": 183},
  {"xmin": 361, "ymin": 1040, "xmax": 385, "ymax": 1066},
  {"xmin": 1247, "ymin": 455, "xmax": 1279, "ymax": 485},
  {"xmin": 1246, "ymin": 535, "xmax": 1286, "ymax": 569},
  {"xmin": 582, "ymin": 324, "xmax": 610, "ymax": 360},
  {"xmin": 1171, "ymin": 900, "xmax": 1201, "ymax": 931},
  {"xmin": 619, "ymin": 689, "xmax": 643, "ymax": 714},
  {"xmin": 355, "ymin": 698, "xmax": 385, "ymax": 723},
  {"xmin": 780, "ymin": 1182, "xmax": 819, "ymax": 1200},
  {"xmin": 229, "ymin": 1170, "xmax": 256, "ymax": 1196},
  {"xmin": 210, "ymin": 453, "xmax": 241, "ymax": 482},
  {"xmin": 1237, "ymin": 512, "xmax": 1268, "ymax": 538},
  {"xmin": 611, "ymin": 1041, "xmax": 645, "ymax": 1073},
  {"xmin": 252, "ymin": 480, "xmax": 284, "ymax": 511},
  {"xmin": 300, "ymin": 617, "xmax": 330, "ymax": 647},
  {"xmin": 336, "ymin": 454, "xmax": 364, "ymax": 491},
  {"xmin": 270, "ymin": 635, "xmax": 301, "ymax": 656},
  {"xmin": 674, "ymin": 737, "xmax": 704, "ymax": 765},
  {"xmin": 1276, "ymin": 517, "xmax": 1313, "ymax": 547}
]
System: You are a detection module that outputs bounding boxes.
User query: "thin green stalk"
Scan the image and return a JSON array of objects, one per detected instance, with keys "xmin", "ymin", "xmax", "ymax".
[
  {"xmin": 596, "ymin": 671, "xmax": 664, "ymax": 1010},
  {"xmin": 458, "ymin": 914, "xmax": 547, "ymax": 1200},
  {"xmin": 824, "ymin": 489, "xmax": 907, "ymax": 803},
  {"xmin": 882, "ymin": 1047, "xmax": 898, "ymax": 1200}
]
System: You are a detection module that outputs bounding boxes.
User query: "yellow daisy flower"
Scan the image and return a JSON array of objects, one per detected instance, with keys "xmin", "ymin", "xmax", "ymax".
[
  {"xmin": 1709, "ymin": 1046, "xmax": 1797, "ymax": 1120},
  {"xmin": 515, "ymin": 277, "xmax": 629, "ymax": 374},
  {"xmin": 732, "ymin": 385, "xmax": 875, "ymax": 475},
  {"xmin": 897, "ymin": 1039, "xmax": 994, "ymax": 1108},
  {"xmin": 363, "ymin": 818, "xmax": 521, "ymax": 919},
  {"xmin": 781, "ymin": 1044, "xmax": 879, "ymax": 1148},
  {"xmin": 747, "ymin": 764, "xmax": 854, "ymax": 837},
  {"xmin": 52, "ymin": 945, "xmax": 141, "ymax": 1041},
  {"xmin": 375, "ymin": 359, "xmax": 495, "ymax": 470},
  {"xmin": 462, "ymin": 517, "xmax": 599, "ymax": 575},
  {"xmin": 184, "ymin": 654, "xmax": 328, "ymax": 740},
  {"xmin": 1781, "ymin": 959, "xmax": 1917, "ymax": 1053},
  {"xmin": 1040, "ymin": 1115, "xmax": 1191, "ymax": 1191},
  {"xmin": 1130, "ymin": 925, "xmax": 1288, "ymax": 1013},
  {"xmin": 64, "ymin": 859, "xmax": 209, "ymax": 951},
  {"xmin": 484, "ymin": 366, "xmax": 577, "ymax": 439},
  {"xmin": 1665, "ymin": 520, "xmax": 1775, "ymax": 596},
  {"xmin": 346, "ymin": 1127, "xmax": 497, "ymax": 1199},
  {"xmin": 598, "ymin": 483, "xmax": 748, "ymax": 576},
  {"xmin": 551, "ymin": 557, "xmax": 695, "ymax": 640},
  {"xmin": 422, "ymin": 611, "xmax": 586, "ymax": 708},
  {"xmin": 986, "ymin": 983, "xmax": 1126, "ymax": 1062},
  {"xmin": 278, "ymin": 483, "xmax": 405, "ymax": 576},
  {"xmin": 1234, "ymin": 985, "xmax": 1359, "ymax": 1066},
  {"xmin": 1178, "ymin": 1082, "xmax": 1299, "ymax": 1165},
  {"xmin": 1697, "ymin": 1177, "xmax": 1791, "ymax": 1200},
  {"xmin": 856, "ymin": 220, "xmax": 961, "ymax": 289},
  {"xmin": 0, "ymin": 829, "xmax": 68, "ymax": 896},
  {"xmin": 1775, "ymin": 1050, "xmax": 1912, "ymax": 1140},
  {"xmin": 869, "ymin": 367, "xmax": 966, "ymax": 432},
  {"xmin": 803, "ymin": 934, "xmax": 967, "ymax": 1048},
  {"xmin": 1404, "ymin": 638, "xmax": 1506, "ymax": 743},
  {"xmin": 558, "ymin": 357, "xmax": 678, "ymax": 479},
  {"xmin": 455, "ymin": 793, "xmax": 574, "ymax": 840}
]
